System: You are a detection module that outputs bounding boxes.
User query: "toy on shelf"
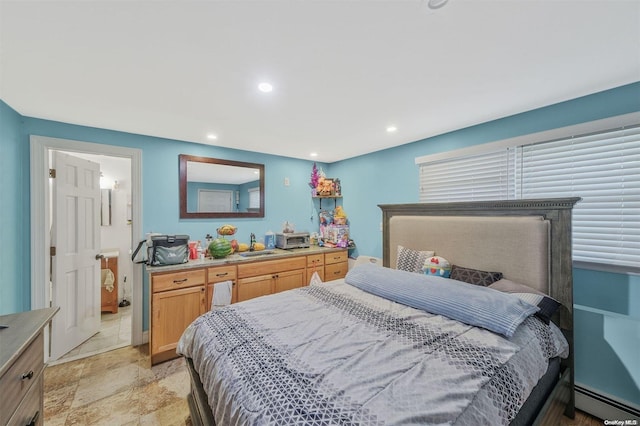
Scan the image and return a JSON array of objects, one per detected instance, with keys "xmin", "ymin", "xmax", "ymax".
[
  {"xmin": 333, "ymin": 206, "xmax": 347, "ymax": 225},
  {"xmin": 316, "ymin": 176, "xmax": 335, "ymax": 196}
]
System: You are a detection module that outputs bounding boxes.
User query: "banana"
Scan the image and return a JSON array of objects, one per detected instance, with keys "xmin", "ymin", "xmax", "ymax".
[{"xmin": 217, "ymin": 224, "xmax": 237, "ymax": 236}]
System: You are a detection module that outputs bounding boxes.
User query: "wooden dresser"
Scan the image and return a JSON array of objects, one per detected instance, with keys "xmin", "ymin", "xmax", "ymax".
[{"xmin": 0, "ymin": 307, "xmax": 58, "ymax": 426}]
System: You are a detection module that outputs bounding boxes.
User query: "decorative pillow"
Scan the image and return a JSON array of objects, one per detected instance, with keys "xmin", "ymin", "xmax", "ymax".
[
  {"xmin": 423, "ymin": 256, "xmax": 451, "ymax": 278},
  {"xmin": 489, "ymin": 279, "xmax": 561, "ymax": 324},
  {"xmin": 450, "ymin": 265, "xmax": 503, "ymax": 286},
  {"xmin": 396, "ymin": 246, "xmax": 435, "ymax": 273}
]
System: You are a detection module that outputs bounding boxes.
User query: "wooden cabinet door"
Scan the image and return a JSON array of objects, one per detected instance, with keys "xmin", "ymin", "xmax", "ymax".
[
  {"xmin": 307, "ymin": 267, "xmax": 324, "ymax": 284},
  {"xmin": 151, "ymin": 286, "xmax": 205, "ymax": 356},
  {"xmin": 237, "ymin": 275, "xmax": 273, "ymax": 302},
  {"xmin": 274, "ymin": 269, "xmax": 306, "ymax": 293},
  {"xmin": 207, "ymin": 265, "xmax": 237, "ymax": 309}
]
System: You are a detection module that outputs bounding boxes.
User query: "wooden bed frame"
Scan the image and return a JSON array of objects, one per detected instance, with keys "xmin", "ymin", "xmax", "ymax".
[{"xmin": 185, "ymin": 197, "xmax": 580, "ymax": 425}]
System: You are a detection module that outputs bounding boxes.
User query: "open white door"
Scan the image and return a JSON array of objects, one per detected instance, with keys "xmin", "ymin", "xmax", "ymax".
[{"xmin": 50, "ymin": 151, "xmax": 102, "ymax": 360}]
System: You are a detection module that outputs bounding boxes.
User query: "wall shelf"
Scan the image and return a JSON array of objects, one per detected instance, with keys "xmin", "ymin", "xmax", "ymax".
[{"xmin": 313, "ymin": 195, "xmax": 342, "ymax": 209}]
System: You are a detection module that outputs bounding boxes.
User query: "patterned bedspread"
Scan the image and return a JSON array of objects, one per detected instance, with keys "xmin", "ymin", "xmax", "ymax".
[{"xmin": 178, "ymin": 279, "xmax": 568, "ymax": 425}]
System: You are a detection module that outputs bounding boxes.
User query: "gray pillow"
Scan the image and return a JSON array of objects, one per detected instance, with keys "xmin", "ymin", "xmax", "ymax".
[
  {"xmin": 450, "ymin": 265, "xmax": 503, "ymax": 286},
  {"xmin": 489, "ymin": 279, "xmax": 561, "ymax": 324}
]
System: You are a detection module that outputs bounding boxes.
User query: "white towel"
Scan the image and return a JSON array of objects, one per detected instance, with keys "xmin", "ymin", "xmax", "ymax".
[
  {"xmin": 101, "ymin": 269, "xmax": 115, "ymax": 292},
  {"xmin": 212, "ymin": 280, "xmax": 232, "ymax": 309}
]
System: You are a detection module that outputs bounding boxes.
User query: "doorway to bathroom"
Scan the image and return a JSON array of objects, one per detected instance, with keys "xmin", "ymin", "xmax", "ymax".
[
  {"xmin": 30, "ymin": 135, "xmax": 143, "ymax": 363},
  {"xmin": 54, "ymin": 151, "xmax": 133, "ymax": 363}
]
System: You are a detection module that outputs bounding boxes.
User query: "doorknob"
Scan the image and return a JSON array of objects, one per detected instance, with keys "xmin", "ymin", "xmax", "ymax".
[{"xmin": 96, "ymin": 254, "xmax": 104, "ymax": 260}]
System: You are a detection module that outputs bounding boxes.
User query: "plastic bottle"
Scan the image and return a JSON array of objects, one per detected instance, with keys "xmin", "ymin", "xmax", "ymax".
[{"xmin": 265, "ymin": 231, "xmax": 275, "ymax": 249}]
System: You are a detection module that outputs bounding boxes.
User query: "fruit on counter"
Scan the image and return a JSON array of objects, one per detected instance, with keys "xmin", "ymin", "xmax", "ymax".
[
  {"xmin": 216, "ymin": 224, "xmax": 237, "ymax": 236},
  {"xmin": 238, "ymin": 243, "xmax": 250, "ymax": 252},
  {"xmin": 230, "ymin": 239, "xmax": 239, "ymax": 252},
  {"xmin": 253, "ymin": 242, "xmax": 266, "ymax": 251},
  {"xmin": 208, "ymin": 238, "xmax": 232, "ymax": 259}
]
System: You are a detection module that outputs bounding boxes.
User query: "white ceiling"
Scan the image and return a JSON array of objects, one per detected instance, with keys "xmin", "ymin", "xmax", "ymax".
[{"xmin": 1, "ymin": 1, "xmax": 638, "ymax": 163}]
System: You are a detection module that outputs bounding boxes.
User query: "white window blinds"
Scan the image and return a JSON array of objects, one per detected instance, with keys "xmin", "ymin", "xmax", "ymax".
[
  {"xmin": 419, "ymin": 148, "xmax": 516, "ymax": 202},
  {"xmin": 248, "ymin": 187, "xmax": 260, "ymax": 209},
  {"xmin": 417, "ymin": 122, "xmax": 640, "ymax": 268},
  {"xmin": 519, "ymin": 126, "xmax": 640, "ymax": 268}
]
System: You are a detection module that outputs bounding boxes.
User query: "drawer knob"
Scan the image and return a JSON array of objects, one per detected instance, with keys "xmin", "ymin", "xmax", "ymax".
[
  {"xmin": 27, "ymin": 410, "xmax": 39, "ymax": 426},
  {"xmin": 215, "ymin": 272, "xmax": 228, "ymax": 277},
  {"xmin": 173, "ymin": 278, "xmax": 188, "ymax": 284},
  {"xmin": 21, "ymin": 370, "xmax": 34, "ymax": 380}
]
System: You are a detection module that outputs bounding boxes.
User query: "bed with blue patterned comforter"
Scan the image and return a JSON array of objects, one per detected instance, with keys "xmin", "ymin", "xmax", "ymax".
[{"xmin": 178, "ymin": 266, "xmax": 568, "ymax": 426}]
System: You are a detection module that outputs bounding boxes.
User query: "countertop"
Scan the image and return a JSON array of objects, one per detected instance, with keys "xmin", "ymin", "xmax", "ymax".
[
  {"xmin": 146, "ymin": 246, "xmax": 348, "ymax": 273},
  {"xmin": 0, "ymin": 307, "xmax": 59, "ymax": 377}
]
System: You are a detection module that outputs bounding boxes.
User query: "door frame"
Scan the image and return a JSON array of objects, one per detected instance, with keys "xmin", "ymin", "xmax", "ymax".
[{"xmin": 30, "ymin": 135, "xmax": 144, "ymax": 349}]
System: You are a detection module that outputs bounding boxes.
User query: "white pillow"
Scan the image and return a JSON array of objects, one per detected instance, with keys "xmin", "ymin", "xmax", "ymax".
[{"xmin": 396, "ymin": 245, "xmax": 435, "ymax": 273}]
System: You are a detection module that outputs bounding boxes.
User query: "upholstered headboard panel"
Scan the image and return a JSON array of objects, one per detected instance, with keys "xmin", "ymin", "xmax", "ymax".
[{"xmin": 389, "ymin": 215, "xmax": 550, "ymax": 293}]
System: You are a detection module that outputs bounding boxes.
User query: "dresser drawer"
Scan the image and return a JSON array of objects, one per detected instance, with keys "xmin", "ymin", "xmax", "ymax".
[
  {"xmin": 324, "ymin": 250, "xmax": 348, "ymax": 265},
  {"xmin": 0, "ymin": 332, "xmax": 44, "ymax": 426},
  {"xmin": 325, "ymin": 262, "xmax": 348, "ymax": 281},
  {"xmin": 6, "ymin": 373, "xmax": 43, "ymax": 426},
  {"xmin": 152, "ymin": 269, "xmax": 206, "ymax": 293}
]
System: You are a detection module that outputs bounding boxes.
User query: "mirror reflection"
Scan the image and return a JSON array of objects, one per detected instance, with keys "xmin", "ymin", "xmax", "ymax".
[
  {"xmin": 179, "ymin": 155, "xmax": 265, "ymax": 218},
  {"xmin": 101, "ymin": 189, "xmax": 111, "ymax": 226}
]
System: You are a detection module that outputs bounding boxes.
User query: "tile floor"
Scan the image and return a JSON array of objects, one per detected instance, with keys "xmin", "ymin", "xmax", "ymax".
[
  {"xmin": 52, "ymin": 304, "xmax": 132, "ymax": 365},
  {"xmin": 44, "ymin": 345, "xmax": 191, "ymax": 425},
  {"xmin": 44, "ymin": 344, "xmax": 603, "ymax": 425}
]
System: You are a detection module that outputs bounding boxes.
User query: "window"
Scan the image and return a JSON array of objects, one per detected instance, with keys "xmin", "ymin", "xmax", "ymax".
[
  {"xmin": 419, "ymin": 148, "xmax": 516, "ymax": 202},
  {"xmin": 248, "ymin": 187, "xmax": 260, "ymax": 209},
  {"xmin": 416, "ymin": 114, "xmax": 640, "ymax": 269}
]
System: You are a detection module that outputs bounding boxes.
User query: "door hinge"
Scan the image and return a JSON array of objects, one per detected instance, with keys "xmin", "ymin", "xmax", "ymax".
[
  {"xmin": 49, "ymin": 168, "xmax": 56, "ymax": 178},
  {"xmin": 50, "ymin": 246, "xmax": 56, "ymax": 256}
]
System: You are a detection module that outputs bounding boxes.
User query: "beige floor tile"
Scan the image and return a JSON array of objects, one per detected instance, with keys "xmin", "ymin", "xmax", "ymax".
[
  {"xmin": 72, "ymin": 362, "xmax": 140, "ymax": 409},
  {"xmin": 64, "ymin": 386, "xmax": 140, "ymax": 425}
]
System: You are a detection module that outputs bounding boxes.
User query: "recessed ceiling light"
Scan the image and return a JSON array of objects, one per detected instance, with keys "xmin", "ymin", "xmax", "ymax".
[
  {"xmin": 310, "ymin": 152, "xmax": 318, "ymax": 157},
  {"xmin": 428, "ymin": 0, "xmax": 448, "ymax": 9},
  {"xmin": 258, "ymin": 82, "xmax": 273, "ymax": 93},
  {"xmin": 207, "ymin": 133, "xmax": 218, "ymax": 140},
  {"xmin": 386, "ymin": 126, "xmax": 398, "ymax": 133}
]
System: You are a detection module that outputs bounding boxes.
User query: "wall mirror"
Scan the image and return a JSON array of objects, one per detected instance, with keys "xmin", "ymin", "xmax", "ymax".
[
  {"xmin": 179, "ymin": 154, "xmax": 265, "ymax": 218},
  {"xmin": 101, "ymin": 189, "xmax": 111, "ymax": 226}
]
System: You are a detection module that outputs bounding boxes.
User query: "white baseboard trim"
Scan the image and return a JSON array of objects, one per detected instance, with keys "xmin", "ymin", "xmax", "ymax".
[
  {"xmin": 142, "ymin": 330, "xmax": 149, "ymax": 345},
  {"xmin": 575, "ymin": 384, "xmax": 640, "ymax": 422}
]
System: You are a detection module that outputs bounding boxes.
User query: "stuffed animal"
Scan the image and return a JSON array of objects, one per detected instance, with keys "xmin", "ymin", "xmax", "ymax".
[
  {"xmin": 423, "ymin": 256, "xmax": 451, "ymax": 278},
  {"xmin": 316, "ymin": 177, "xmax": 335, "ymax": 196},
  {"xmin": 333, "ymin": 206, "xmax": 347, "ymax": 225}
]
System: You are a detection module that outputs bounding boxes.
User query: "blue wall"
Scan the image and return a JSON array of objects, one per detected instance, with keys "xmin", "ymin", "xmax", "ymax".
[
  {"xmin": 0, "ymin": 100, "xmax": 29, "ymax": 314},
  {"xmin": 1, "ymin": 82, "xmax": 639, "ymax": 406}
]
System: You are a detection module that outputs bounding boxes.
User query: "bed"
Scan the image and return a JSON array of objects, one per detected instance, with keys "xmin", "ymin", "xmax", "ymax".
[{"xmin": 178, "ymin": 197, "xmax": 579, "ymax": 425}]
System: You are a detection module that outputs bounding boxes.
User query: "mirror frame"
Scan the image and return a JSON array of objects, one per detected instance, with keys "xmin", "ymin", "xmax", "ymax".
[{"xmin": 179, "ymin": 154, "xmax": 265, "ymax": 219}]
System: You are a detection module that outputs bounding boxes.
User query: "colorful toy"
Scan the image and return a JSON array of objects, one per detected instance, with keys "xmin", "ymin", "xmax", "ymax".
[{"xmin": 424, "ymin": 256, "xmax": 451, "ymax": 278}]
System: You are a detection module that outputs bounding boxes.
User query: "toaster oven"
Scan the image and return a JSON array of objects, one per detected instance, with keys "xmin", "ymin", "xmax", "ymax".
[{"xmin": 275, "ymin": 232, "xmax": 310, "ymax": 249}]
